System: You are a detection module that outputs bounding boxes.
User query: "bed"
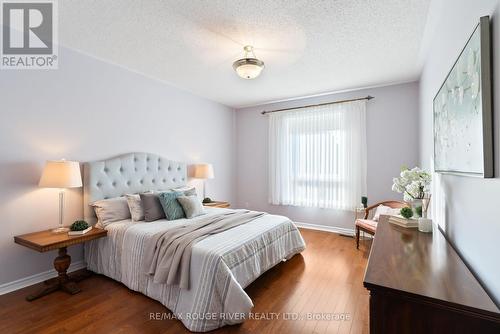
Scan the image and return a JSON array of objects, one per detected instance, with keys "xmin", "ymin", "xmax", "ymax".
[{"xmin": 82, "ymin": 153, "xmax": 306, "ymax": 332}]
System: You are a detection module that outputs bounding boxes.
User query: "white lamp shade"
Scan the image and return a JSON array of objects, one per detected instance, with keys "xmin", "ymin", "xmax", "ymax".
[
  {"xmin": 39, "ymin": 160, "xmax": 82, "ymax": 188},
  {"xmin": 193, "ymin": 164, "xmax": 214, "ymax": 179}
]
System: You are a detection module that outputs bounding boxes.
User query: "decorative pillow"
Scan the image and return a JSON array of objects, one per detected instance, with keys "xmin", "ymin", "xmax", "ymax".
[
  {"xmin": 176, "ymin": 195, "xmax": 206, "ymax": 219},
  {"xmin": 126, "ymin": 194, "xmax": 145, "ymax": 221},
  {"xmin": 173, "ymin": 186, "xmax": 197, "ymax": 197},
  {"xmin": 373, "ymin": 205, "xmax": 401, "ymax": 221},
  {"xmin": 91, "ymin": 197, "xmax": 131, "ymax": 227},
  {"xmin": 140, "ymin": 193, "xmax": 166, "ymax": 222},
  {"xmin": 184, "ymin": 187, "xmax": 197, "ymax": 197},
  {"xmin": 159, "ymin": 191, "xmax": 186, "ymax": 220}
]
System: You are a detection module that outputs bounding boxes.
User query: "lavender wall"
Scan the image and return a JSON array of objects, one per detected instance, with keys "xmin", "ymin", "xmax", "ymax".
[
  {"xmin": 419, "ymin": 0, "xmax": 500, "ymax": 303},
  {"xmin": 235, "ymin": 82, "xmax": 419, "ymax": 232},
  {"xmin": 0, "ymin": 47, "xmax": 235, "ymax": 287}
]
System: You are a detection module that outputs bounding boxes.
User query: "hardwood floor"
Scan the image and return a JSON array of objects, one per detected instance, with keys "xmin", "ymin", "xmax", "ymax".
[{"xmin": 0, "ymin": 229, "xmax": 372, "ymax": 334}]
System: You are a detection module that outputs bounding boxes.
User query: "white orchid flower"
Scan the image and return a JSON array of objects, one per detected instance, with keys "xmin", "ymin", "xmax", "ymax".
[{"xmin": 392, "ymin": 166, "xmax": 432, "ymax": 200}]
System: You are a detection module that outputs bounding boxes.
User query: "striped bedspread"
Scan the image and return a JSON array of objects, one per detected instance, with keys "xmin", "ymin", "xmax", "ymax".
[{"xmin": 84, "ymin": 207, "xmax": 306, "ymax": 332}]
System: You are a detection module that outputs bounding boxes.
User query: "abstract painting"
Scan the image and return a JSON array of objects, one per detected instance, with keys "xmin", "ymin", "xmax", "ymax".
[{"xmin": 433, "ymin": 16, "xmax": 493, "ymax": 178}]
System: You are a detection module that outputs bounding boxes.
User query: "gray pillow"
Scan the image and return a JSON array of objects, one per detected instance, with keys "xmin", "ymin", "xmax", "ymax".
[
  {"xmin": 177, "ymin": 195, "xmax": 206, "ymax": 219},
  {"xmin": 92, "ymin": 197, "xmax": 131, "ymax": 227},
  {"xmin": 140, "ymin": 193, "xmax": 165, "ymax": 222},
  {"xmin": 159, "ymin": 191, "xmax": 185, "ymax": 220}
]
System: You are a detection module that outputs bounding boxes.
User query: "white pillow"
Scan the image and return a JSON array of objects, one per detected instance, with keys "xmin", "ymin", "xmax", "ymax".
[
  {"xmin": 373, "ymin": 205, "xmax": 401, "ymax": 221},
  {"xmin": 126, "ymin": 194, "xmax": 144, "ymax": 221},
  {"xmin": 91, "ymin": 197, "xmax": 131, "ymax": 227},
  {"xmin": 176, "ymin": 195, "xmax": 206, "ymax": 219},
  {"xmin": 172, "ymin": 186, "xmax": 197, "ymax": 196}
]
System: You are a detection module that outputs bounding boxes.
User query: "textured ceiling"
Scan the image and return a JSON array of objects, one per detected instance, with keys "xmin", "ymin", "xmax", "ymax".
[{"xmin": 60, "ymin": 0, "xmax": 430, "ymax": 108}]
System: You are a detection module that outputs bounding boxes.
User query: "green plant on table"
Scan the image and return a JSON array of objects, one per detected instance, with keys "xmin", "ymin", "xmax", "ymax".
[
  {"xmin": 70, "ymin": 220, "xmax": 89, "ymax": 231},
  {"xmin": 400, "ymin": 207, "xmax": 413, "ymax": 219}
]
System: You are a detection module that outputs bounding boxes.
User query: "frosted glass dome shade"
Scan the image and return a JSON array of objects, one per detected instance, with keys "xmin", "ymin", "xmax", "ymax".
[{"xmin": 233, "ymin": 58, "xmax": 265, "ymax": 79}]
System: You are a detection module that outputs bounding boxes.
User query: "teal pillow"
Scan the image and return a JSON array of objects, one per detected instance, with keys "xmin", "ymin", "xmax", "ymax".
[{"xmin": 159, "ymin": 191, "xmax": 185, "ymax": 220}]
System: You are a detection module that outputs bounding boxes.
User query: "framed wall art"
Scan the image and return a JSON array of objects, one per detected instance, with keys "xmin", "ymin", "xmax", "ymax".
[{"xmin": 433, "ymin": 16, "xmax": 493, "ymax": 178}]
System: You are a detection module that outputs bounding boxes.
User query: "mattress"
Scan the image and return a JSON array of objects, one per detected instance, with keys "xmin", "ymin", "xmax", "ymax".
[{"xmin": 84, "ymin": 207, "xmax": 306, "ymax": 332}]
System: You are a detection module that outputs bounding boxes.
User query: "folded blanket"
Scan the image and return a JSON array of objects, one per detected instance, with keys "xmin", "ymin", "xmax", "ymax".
[{"xmin": 143, "ymin": 210, "xmax": 265, "ymax": 289}]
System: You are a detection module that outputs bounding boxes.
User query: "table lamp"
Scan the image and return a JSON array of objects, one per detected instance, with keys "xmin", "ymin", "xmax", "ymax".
[
  {"xmin": 39, "ymin": 160, "xmax": 82, "ymax": 233},
  {"xmin": 193, "ymin": 163, "xmax": 214, "ymax": 203}
]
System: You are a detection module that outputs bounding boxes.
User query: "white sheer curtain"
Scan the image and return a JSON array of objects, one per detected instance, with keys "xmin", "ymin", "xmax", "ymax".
[{"xmin": 268, "ymin": 100, "xmax": 367, "ymax": 210}]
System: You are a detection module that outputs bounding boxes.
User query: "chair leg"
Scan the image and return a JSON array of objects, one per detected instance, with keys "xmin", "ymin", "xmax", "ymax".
[{"xmin": 356, "ymin": 226, "xmax": 360, "ymax": 249}]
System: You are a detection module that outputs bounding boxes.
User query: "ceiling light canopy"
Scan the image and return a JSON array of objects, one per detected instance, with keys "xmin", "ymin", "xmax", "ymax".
[{"xmin": 232, "ymin": 45, "xmax": 264, "ymax": 80}]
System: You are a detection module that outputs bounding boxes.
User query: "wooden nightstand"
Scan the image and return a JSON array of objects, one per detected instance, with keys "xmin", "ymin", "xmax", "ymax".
[
  {"xmin": 203, "ymin": 201, "xmax": 230, "ymax": 208},
  {"xmin": 14, "ymin": 227, "xmax": 107, "ymax": 301}
]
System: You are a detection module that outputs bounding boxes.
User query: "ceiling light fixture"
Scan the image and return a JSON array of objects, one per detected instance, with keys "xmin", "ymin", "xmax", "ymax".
[{"xmin": 232, "ymin": 45, "xmax": 265, "ymax": 79}]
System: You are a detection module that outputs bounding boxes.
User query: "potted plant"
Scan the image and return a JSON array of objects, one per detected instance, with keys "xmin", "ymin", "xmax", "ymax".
[
  {"xmin": 392, "ymin": 167, "xmax": 432, "ymax": 218},
  {"xmin": 68, "ymin": 220, "xmax": 91, "ymax": 235},
  {"xmin": 400, "ymin": 207, "xmax": 414, "ymax": 219}
]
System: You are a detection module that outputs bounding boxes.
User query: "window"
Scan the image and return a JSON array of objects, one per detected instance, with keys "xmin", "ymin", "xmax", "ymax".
[{"xmin": 268, "ymin": 100, "xmax": 367, "ymax": 210}]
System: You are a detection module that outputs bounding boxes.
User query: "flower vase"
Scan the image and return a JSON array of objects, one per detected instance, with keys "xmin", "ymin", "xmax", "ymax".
[{"xmin": 410, "ymin": 199, "xmax": 423, "ymax": 218}]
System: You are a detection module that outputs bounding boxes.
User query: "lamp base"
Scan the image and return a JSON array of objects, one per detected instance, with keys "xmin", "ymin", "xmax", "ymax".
[{"xmin": 52, "ymin": 226, "xmax": 69, "ymax": 234}]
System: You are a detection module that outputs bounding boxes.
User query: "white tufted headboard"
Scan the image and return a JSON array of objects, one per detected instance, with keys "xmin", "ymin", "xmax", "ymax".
[{"xmin": 83, "ymin": 152, "xmax": 187, "ymax": 224}]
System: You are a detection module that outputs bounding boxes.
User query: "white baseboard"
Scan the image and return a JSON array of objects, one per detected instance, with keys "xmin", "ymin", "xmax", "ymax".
[
  {"xmin": 0, "ymin": 260, "xmax": 86, "ymax": 295},
  {"xmin": 294, "ymin": 222, "xmax": 355, "ymax": 236}
]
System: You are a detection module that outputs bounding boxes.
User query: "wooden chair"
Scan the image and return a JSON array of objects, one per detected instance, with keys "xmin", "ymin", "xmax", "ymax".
[{"xmin": 355, "ymin": 201, "xmax": 407, "ymax": 249}]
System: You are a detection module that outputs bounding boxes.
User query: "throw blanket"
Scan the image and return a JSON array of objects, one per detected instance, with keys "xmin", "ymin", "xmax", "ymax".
[{"xmin": 144, "ymin": 210, "xmax": 265, "ymax": 289}]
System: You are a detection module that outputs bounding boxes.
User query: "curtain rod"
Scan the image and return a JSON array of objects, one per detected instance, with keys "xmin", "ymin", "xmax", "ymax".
[{"xmin": 260, "ymin": 95, "xmax": 374, "ymax": 115}]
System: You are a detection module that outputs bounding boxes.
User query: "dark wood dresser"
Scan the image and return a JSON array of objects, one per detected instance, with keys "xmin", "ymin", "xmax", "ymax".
[{"xmin": 363, "ymin": 216, "xmax": 500, "ymax": 333}]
